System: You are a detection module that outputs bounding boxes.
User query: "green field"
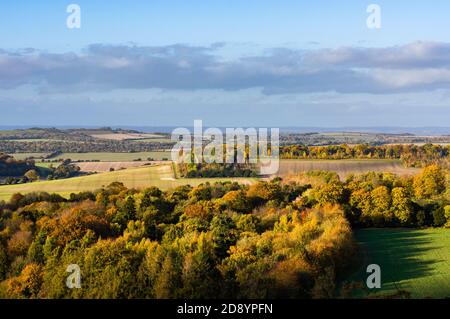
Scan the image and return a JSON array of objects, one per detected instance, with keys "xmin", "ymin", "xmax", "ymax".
[
  {"xmin": 50, "ymin": 152, "xmax": 171, "ymax": 161},
  {"xmin": 5, "ymin": 153, "xmax": 48, "ymax": 160},
  {"xmin": 0, "ymin": 164, "xmax": 256, "ymax": 201},
  {"xmin": 346, "ymin": 228, "xmax": 450, "ymax": 299}
]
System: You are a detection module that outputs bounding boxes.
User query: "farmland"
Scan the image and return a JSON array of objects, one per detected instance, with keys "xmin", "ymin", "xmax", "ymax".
[
  {"xmin": 346, "ymin": 229, "xmax": 450, "ymax": 299},
  {"xmin": 90, "ymin": 133, "xmax": 167, "ymax": 141},
  {"xmin": 277, "ymin": 159, "xmax": 420, "ymax": 179},
  {"xmin": 0, "ymin": 158, "xmax": 425, "ymax": 200},
  {"xmin": 0, "ymin": 163, "xmax": 257, "ymax": 201},
  {"xmin": 49, "ymin": 151, "xmax": 171, "ymax": 162},
  {"xmin": 7, "ymin": 153, "xmax": 48, "ymax": 160},
  {"xmin": 76, "ymin": 161, "xmax": 160, "ymax": 172}
]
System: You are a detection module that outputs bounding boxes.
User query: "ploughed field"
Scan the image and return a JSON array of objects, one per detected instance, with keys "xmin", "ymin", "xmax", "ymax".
[
  {"xmin": 76, "ymin": 161, "xmax": 158, "ymax": 172},
  {"xmin": 346, "ymin": 228, "xmax": 450, "ymax": 299},
  {"xmin": 277, "ymin": 159, "xmax": 420, "ymax": 179},
  {"xmin": 49, "ymin": 151, "xmax": 171, "ymax": 161}
]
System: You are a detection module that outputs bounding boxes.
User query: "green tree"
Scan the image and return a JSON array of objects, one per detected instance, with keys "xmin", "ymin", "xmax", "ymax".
[
  {"xmin": 181, "ymin": 234, "xmax": 219, "ymax": 298},
  {"xmin": 153, "ymin": 251, "xmax": 182, "ymax": 299},
  {"xmin": 445, "ymin": 205, "xmax": 450, "ymax": 227},
  {"xmin": 391, "ymin": 187, "xmax": 413, "ymax": 225},
  {"xmin": 370, "ymin": 186, "xmax": 393, "ymax": 226},
  {"xmin": 313, "ymin": 182, "xmax": 345, "ymax": 206},
  {"xmin": 210, "ymin": 214, "xmax": 237, "ymax": 259},
  {"xmin": 413, "ymin": 165, "xmax": 446, "ymax": 199},
  {"xmin": 27, "ymin": 240, "xmax": 44, "ymax": 264}
]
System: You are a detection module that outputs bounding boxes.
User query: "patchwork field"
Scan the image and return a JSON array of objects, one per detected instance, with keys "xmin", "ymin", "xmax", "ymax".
[
  {"xmin": 76, "ymin": 161, "xmax": 163, "ymax": 172},
  {"xmin": 6, "ymin": 153, "xmax": 48, "ymax": 160},
  {"xmin": 90, "ymin": 133, "xmax": 166, "ymax": 140},
  {"xmin": 49, "ymin": 152, "xmax": 171, "ymax": 162},
  {"xmin": 0, "ymin": 164, "xmax": 256, "ymax": 201},
  {"xmin": 277, "ymin": 159, "xmax": 420, "ymax": 179},
  {"xmin": 346, "ymin": 228, "xmax": 450, "ymax": 299}
]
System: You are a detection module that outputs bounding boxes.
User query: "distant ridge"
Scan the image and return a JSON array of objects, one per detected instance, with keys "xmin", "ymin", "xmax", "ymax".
[{"xmin": 0, "ymin": 126, "xmax": 450, "ymax": 136}]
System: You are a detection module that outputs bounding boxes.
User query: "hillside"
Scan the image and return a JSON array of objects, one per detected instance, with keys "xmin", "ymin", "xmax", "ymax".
[{"xmin": 0, "ymin": 164, "xmax": 256, "ymax": 201}]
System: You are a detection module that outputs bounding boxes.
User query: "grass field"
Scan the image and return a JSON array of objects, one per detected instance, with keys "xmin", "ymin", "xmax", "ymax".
[
  {"xmin": 346, "ymin": 228, "xmax": 450, "ymax": 299},
  {"xmin": 76, "ymin": 161, "xmax": 157, "ymax": 172},
  {"xmin": 50, "ymin": 152, "xmax": 171, "ymax": 162},
  {"xmin": 0, "ymin": 164, "xmax": 256, "ymax": 201},
  {"xmin": 5, "ymin": 153, "xmax": 48, "ymax": 160},
  {"xmin": 277, "ymin": 159, "xmax": 420, "ymax": 179}
]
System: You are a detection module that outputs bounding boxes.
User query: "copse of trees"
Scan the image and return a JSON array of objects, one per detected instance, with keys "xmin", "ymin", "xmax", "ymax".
[
  {"xmin": 47, "ymin": 160, "xmax": 81, "ymax": 180},
  {"xmin": 0, "ymin": 155, "xmax": 82, "ymax": 185},
  {"xmin": 0, "ymin": 153, "xmax": 36, "ymax": 177},
  {"xmin": 178, "ymin": 163, "xmax": 258, "ymax": 178},
  {"xmin": 293, "ymin": 164, "xmax": 449, "ymax": 227},
  {"xmin": 281, "ymin": 144, "xmax": 450, "ymax": 167}
]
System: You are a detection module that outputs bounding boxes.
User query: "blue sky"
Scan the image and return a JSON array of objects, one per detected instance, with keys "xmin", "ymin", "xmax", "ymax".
[{"xmin": 1, "ymin": 1, "xmax": 450, "ymax": 127}]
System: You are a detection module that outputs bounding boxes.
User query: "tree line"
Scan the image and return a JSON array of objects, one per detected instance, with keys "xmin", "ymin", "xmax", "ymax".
[
  {"xmin": 177, "ymin": 163, "xmax": 258, "ymax": 178},
  {"xmin": 0, "ymin": 153, "xmax": 36, "ymax": 177},
  {"xmin": 281, "ymin": 144, "xmax": 450, "ymax": 167},
  {"xmin": 0, "ymin": 140, "xmax": 173, "ymax": 154}
]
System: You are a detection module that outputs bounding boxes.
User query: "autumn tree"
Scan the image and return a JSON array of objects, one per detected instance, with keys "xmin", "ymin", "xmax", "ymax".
[
  {"xmin": 0, "ymin": 243, "xmax": 8, "ymax": 281},
  {"xmin": 24, "ymin": 169, "xmax": 39, "ymax": 182},
  {"xmin": 413, "ymin": 165, "xmax": 446, "ymax": 199},
  {"xmin": 153, "ymin": 251, "xmax": 182, "ymax": 299},
  {"xmin": 391, "ymin": 187, "xmax": 413, "ymax": 225},
  {"xmin": 370, "ymin": 186, "xmax": 393, "ymax": 226}
]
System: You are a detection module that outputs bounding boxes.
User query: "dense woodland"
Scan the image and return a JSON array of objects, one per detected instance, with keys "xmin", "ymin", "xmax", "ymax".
[
  {"xmin": 0, "ymin": 165, "xmax": 448, "ymax": 299},
  {"xmin": 280, "ymin": 132, "xmax": 450, "ymax": 146},
  {"xmin": 0, "ymin": 128, "xmax": 172, "ymax": 155}
]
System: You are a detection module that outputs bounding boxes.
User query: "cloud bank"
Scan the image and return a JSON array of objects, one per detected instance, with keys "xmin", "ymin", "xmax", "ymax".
[{"xmin": 2, "ymin": 41, "xmax": 450, "ymax": 94}]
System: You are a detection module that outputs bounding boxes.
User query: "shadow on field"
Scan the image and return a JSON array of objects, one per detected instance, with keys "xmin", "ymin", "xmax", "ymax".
[{"xmin": 351, "ymin": 229, "xmax": 444, "ymax": 293}]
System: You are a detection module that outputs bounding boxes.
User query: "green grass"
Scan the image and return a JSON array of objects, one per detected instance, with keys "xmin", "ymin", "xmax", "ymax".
[
  {"xmin": 0, "ymin": 164, "xmax": 257, "ymax": 201},
  {"xmin": 35, "ymin": 162, "xmax": 60, "ymax": 169},
  {"xmin": 50, "ymin": 152, "xmax": 171, "ymax": 161},
  {"xmin": 4, "ymin": 153, "xmax": 48, "ymax": 160},
  {"xmin": 345, "ymin": 228, "xmax": 450, "ymax": 299}
]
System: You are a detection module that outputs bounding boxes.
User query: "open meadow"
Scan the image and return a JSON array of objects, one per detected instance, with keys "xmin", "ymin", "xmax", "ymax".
[{"xmin": 345, "ymin": 228, "xmax": 450, "ymax": 299}]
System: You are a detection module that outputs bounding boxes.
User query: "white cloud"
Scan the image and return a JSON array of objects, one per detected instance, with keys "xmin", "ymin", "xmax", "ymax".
[{"xmin": 2, "ymin": 41, "xmax": 450, "ymax": 94}]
